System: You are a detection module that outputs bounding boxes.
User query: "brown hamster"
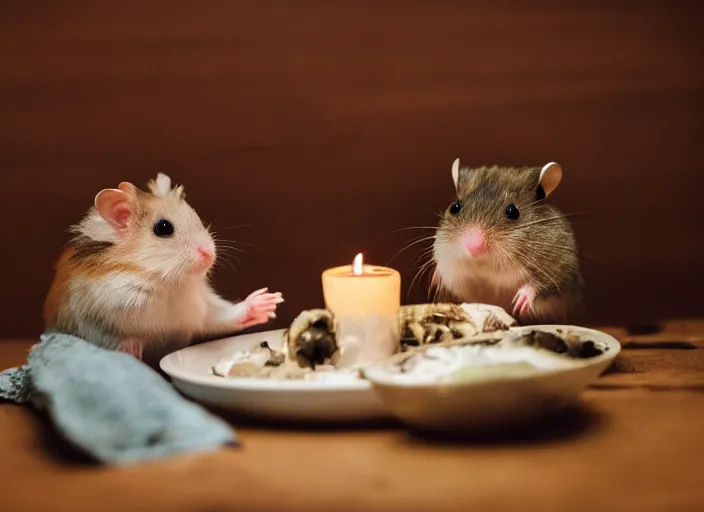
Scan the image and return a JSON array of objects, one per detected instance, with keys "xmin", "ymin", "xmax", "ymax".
[
  {"xmin": 431, "ymin": 158, "xmax": 583, "ymax": 324},
  {"xmin": 43, "ymin": 173, "xmax": 283, "ymax": 363}
]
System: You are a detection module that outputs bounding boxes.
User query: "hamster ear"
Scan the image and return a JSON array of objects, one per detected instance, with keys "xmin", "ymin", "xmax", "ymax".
[
  {"xmin": 451, "ymin": 158, "xmax": 473, "ymax": 193},
  {"xmin": 451, "ymin": 158, "xmax": 461, "ymax": 191},
  {"xmin": 117, "ymin": 182, "xmax": 138, "ymax": 195},
  {"xmin": 94, "ymin": 189, "xmax": 135, "ymax": 233},
  {"xmin": 538, "ymin": 162, "xmax": 563, "ymax": 198}
]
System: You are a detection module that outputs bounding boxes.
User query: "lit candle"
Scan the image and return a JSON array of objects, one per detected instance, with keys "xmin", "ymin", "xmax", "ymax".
[{"xmin": 322, "ymin": 253, "xmax": 401, "ymax": 368}]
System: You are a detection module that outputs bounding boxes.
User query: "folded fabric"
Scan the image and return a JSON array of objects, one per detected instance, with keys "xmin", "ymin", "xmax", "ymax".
[{"xmin": 0, "ymin": 332, "xmax": 237, "ymax": 465}]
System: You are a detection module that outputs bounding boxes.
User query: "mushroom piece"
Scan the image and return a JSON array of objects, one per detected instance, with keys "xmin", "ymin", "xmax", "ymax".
[
  {"xmin": 284, "ymin": 309, "xmax": 340, "ymax": 369},
  {"xmin": 398, "ymin": 303, "xmax": 478, "ymax": 351}
]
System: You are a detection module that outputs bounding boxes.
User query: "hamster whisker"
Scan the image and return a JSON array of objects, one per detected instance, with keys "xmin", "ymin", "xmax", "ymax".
[
  {"xmin": 416, "ymin": 242, "xmax": 437, "ymax": 258},
  {"xmin": 532, "ymin": 263, "xmax": 562, "ymax": 293},
  {"xmin": 213, "ymin": 244, "xmax": 249, "ymax": 261},
  {"xmin": 407, "ymin": 256, "xmax": 436, "ymax": 302},
  {"xmin": 416, "ymin": 250, "xmax": 436, "ymax": 266},
  {"xmin": 211, "ymin": 225, "xmax": 254, "ymax": 234},
  {"xmin": 208, "ymin": 264, "xmax": 230, "ymax": 279},
  {"xmin": 520, "ymin": 249, "xmax": 563, "ymax": 293},
  {"xmin": 390, "ymin": 226, "xmax": 438, "ymax": 233},
  {"xmin": 214, "ymin": 253, "xmax": 243, "ymax": 276},
  {"xmin": 210, "ymin": 266, "xmax": 238, "ymax": 280},
  {"xmin": 386, "ymin": 235, "xmax": 436, "ymax": 266},
  {"xmin": 416, "ymin": 252, "xmax": 436, "ymax": 274},
  {"xmin": 215, "ymin": 241, "xmax": 265, "ymax": 261},
  {"xmin": 213, "ymin": 237, "xmax": 262, "ymax": 249},
  {"xmin": 214, "ymin": 248, "xmax": 254, "ymax": 269},
  {"xmin": 430, "ymin": 277, "xmax": 445, "ymax": 304},
  {"xmin": 506, "ymin": 238, "xmax": 577, "ymax": 254},
  {"xmin": 498, "ymin": 243, "xmax": 562, "ymax": 293},
  {"xmin": 215, "ymin": 244, "xmax": 249, "ymax": 255},
  {"xmin": 520, "ymin": 199, "xmax": 544, "ymax": 209},
  {"xmin": 527, "ymin": 242, "xmax": 592, "ymax": 259},
  {"xmin": 213, "ymin": 238, "xmax": 269, "ymax": 257},
  {"xmin": 419, "ymin": 263, "xmax": 437, "ymax": 301},
  {"xmin": 561, "ymin": 210, "xmax": 591, "ymax": 216},
  {"xmin": 497, "ymin": 243, "xmax": 559, "ymax": 292},
  {"xmin": 511, "ymin": 211, "xmax": 589, "ymax": 231},
  {"xmin": 217, "ymin": 252, "xmax": 251, "ymax": 276},
  {"xmin": 509, "ymin": 215, "xmax": 572, "ymax": 231},
  {"xmin": 215, "ymin": 251, "xmax": 247, "ymax": 269},
  {"xmin": 494, "ymin": 245, "xmax": 523, "ymax": 275},
  {"xmin": 505, "ymin": 231, "xmax": 592, "ymax": 258}
]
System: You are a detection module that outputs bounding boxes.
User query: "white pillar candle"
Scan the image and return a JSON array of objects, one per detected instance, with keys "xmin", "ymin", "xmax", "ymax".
[{"xmin": 322, "ymin": 253, "xmax": 401, "ymax": 368}]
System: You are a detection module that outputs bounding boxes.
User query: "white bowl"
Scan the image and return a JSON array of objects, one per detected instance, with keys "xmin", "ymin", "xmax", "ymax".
[
  {"xmin": 159, "ymin": 329, "xmax": 389, "ymax": 423},
  {"xmin": 361, "ymin": 325, "xmax": 621, "ymax": 432}
]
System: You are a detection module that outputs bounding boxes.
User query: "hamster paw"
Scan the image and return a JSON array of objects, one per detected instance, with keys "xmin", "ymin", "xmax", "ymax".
[
  {"xmin": 511, "ymin": 285, "xmax": 536, "ymax": 320},
  {"xmin": 117, "ymin": 338, "xmax": 144, "ymax": 360},
  {"xmin": 239, "ymin": 287, "xmax": 284, "ymax": 328}
]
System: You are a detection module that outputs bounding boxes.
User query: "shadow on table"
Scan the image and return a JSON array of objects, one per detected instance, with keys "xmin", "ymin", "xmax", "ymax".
[
  {"xmin": 399, "ymin": 403, "xmax": 606, "ymax": 447},
  {"xmin": 209, "ymin": 402, "xmax": 607, "ymax": 447},
  {"xmin": 206, "ymin": 405, "xmax": 403, "ymax": 433},
  {"xmin": 22, "ymin": 401, "xmax": 604, "ymax": 467},
  {"xmin": 24, "ymin": 408, "xmax": 98, "ymax": 466}
]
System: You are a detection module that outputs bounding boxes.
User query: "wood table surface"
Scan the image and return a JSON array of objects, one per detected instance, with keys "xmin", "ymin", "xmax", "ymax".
[{"xmin": 2, "ymin": 320, "xmax": 704, "ymax": 511}]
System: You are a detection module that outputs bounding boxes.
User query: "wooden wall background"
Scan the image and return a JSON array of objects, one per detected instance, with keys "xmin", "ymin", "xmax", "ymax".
[{"xmin": 0, "ymin": 1, "xmax": 702, "ymax": 338}]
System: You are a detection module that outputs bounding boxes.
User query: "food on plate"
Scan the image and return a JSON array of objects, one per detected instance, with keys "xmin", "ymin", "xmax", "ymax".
[
  {"xmin": 210, "ymin": 303, "xmax": 603, "ymax": 384},
  {"xmin": 398, "ymin": 302, "xmax": 516, "ymax": 351},
  {"xmin": 211, "ymin": 341, "xmax": 286, "ymax": 378},
  {"xmin": 283, "ymin": 309, "xmax": 340, "ymax": 369},
  {"xmin": 504, "ymin": 329, "xmax": 605, "ymax": 358}
]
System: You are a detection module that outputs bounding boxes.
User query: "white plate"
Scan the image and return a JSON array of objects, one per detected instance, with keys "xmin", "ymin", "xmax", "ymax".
[
  {"xmin": 160, "ymin": 325, "xmax": 620, "ymax": 427},
  {"xmin": 362, "ymin": 325, "xmax": 621, "ymax": 431},
  {"xmin": 159, "ymin": 329, "xmax": 389, "ymax": 422}
]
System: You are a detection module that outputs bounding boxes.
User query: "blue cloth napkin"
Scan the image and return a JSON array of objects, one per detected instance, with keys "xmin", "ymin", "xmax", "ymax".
[{"xmin": 0, "ymin": 332, "xmax": 237, "ymax": 465}]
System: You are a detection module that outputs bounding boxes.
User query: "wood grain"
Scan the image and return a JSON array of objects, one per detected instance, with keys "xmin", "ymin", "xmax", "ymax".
[
  {"xmin": 2, "ymin": 319, "xmax": 704, "ymax": 510},
  {"xmin": 0, "ymin": 1, "xmax": 702, "ymax": 337}
]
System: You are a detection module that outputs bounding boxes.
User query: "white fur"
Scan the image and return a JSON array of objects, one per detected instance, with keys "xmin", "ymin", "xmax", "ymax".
[
  {"xmin": 89, "ymin": 271, "xmax": 152, "ymax": 309},
  {"xmin": 58, "ymin": 175, "xmax": 256, "ymax": 357},
  {"xmin": 71, "ymin": 208, "xmax": 119, "ymax": 244},
  {"xmin": 434, "ymin": 238, "xmax": 522, "ymax": 311},
  {"xmin": 433, "ymin": 235, "xmax": 573, "ymax": 323},
  {"xmin": 61, "ymin": 273, "xmax": 249, "ymax": 352},
  {"xmin": 152, "ymin": 173, "xmax": 172, "ymax": 197}
]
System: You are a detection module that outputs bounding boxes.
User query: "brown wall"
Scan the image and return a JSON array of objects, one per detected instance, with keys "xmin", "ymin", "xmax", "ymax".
[{"xmin": 0, "ymin": 1, "xmax": 702, "ymax": 338}]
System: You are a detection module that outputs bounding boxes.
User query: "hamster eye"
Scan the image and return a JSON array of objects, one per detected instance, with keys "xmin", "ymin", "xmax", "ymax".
[
  {"xmin": 449, "ymin": 200, "xmax": 463, "ymax": 215},
  {"xmin": 153, "ymin": 219, "xmax": 174, "ymax": 238},
  {"xmin": 505, "ymin": 204, "xmax": 520, "ymax": 220}
]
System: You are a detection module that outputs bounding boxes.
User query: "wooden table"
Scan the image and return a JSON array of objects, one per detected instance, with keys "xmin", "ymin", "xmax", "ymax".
[{"xmin": 2, "ymin": 320, "xmax": 704, "ymax": 511}]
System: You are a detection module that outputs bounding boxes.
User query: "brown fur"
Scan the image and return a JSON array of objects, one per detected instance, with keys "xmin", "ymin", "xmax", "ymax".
[
  {"xmin": 434, "ymin": 163, "xmax": 584, "ymax": 324},
  {"xmin": 43, "ymin": 239, "xmax": 147, "ymax": 330},
  {"xmin": 41, "ymin": 173, "xmax": 238, "ymax": 358},
  {"xmin": 42, "ymin": 185, "xmax": 173, "ymax": 333},
  {"xmin": 43, "ymin": 247, "xmax": 75, "ymax": 329}
]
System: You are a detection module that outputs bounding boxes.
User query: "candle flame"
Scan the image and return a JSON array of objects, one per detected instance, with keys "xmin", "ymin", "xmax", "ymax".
[{"xmin": 352, "ymin": 253, "xmax": 363, "ymax": 275}]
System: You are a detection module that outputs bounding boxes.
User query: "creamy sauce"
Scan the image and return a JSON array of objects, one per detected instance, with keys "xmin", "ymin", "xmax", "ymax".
[{"xmin": 372, "ymin": 344, "xmax": 575, "ymax": 385}]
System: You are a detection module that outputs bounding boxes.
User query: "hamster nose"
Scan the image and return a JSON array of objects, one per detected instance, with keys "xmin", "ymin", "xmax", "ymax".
[
  {"xmin": 464, "ymin": 228, "xmax": 486, "ymax": 256},
  {"xmin": 197, "ymin": 245, "xmax": 215, "ymax": 263}
]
